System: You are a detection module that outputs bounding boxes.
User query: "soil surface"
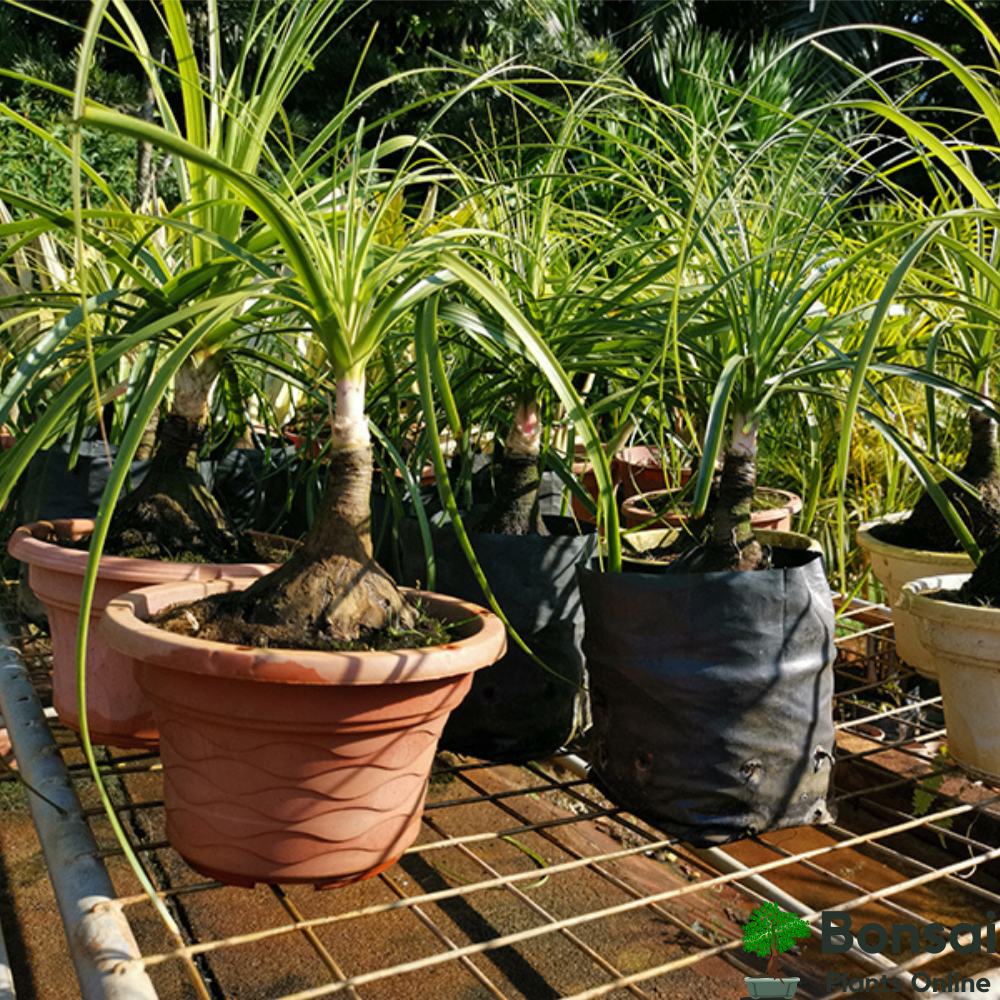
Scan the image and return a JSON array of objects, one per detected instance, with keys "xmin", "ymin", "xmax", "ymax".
[
  {"xmin": 867, "ymin": 516, "xmax": 962, "ymax": 553},
  {"xmin": 150, "ymin": 588, "xmax": 451, "ymax": 652},
  {"xmin": 67, "ymin": 529, "xmax": 288, "ymax": 565}
]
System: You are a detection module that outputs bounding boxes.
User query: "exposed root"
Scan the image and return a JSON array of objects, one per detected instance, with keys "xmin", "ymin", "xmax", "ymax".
[
  {"xmin": 100, "ymin": 413, "xmax": 260, "ymax": 563},
  {"xmin": 154, "ymin": 552, "xmax": 422, "ymax": 649},
  {"xmin": 102, "ymin": 487, "xmax": 262, "ymax": 563}
]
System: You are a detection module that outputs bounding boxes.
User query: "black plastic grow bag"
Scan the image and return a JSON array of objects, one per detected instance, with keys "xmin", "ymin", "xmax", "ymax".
[
  {"xmin": 400, "ymin": 514, "xmax": 597, "ymax": 762},
  {"xmin": 578, "ymin": 546, "xmax": 836, "ymax": 846}
]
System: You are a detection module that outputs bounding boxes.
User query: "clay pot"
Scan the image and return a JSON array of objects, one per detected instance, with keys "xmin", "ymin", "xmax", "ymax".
[
  {"xmin": 899, "ymin": 573, "xmax": 1000, "ymax": 779},
  {"xmin": 857, "ymin": 513, "xmax": 975, "ymax": 679},
  {"xmin": 568, "ymin": 441, "xmax": 605, "ymax": 525},
  {"xmin": 100, "ymin": 578, "xmax": 506, "ymax": 887},
  {"xmin": 7, "ymin": 519, "xmax": 280, "ymax": 748},
  {"xmin": 613, "ymin": 446, "xmax": 693, "ymax": 501},
  {"xmin": 621, "ymin": 487, "xmax": 802, "ymax": 532}
]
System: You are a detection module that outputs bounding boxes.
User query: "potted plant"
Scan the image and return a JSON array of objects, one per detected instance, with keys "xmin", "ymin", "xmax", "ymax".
[
  {"xmin": 392, "ymin": 115, "xmax": 665, "ymax": 762},
  {"xmin": 1, "ymin": 1, "xmax": 342, "ymax": 745},
  {"xmin": 850, "ymin": 10, "xmax": 1000, "ymax": 782},
  {"xmin": 73, "ymin": 0, "xmax": 553, "ymax": 885},
  {"xmin": 573, "ymin": 52, "xmax": 894, "ymax": 842},
  {"xmin": 854, "ymin": 213, "xmax": 1000, "ymax": 676},
  {"xmin": 850, "ymin": 19, "xmax": 1000, "ymax": 674}
]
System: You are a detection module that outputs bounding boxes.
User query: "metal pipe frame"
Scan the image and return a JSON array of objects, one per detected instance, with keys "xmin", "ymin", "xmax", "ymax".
[{"xmin": 0, "ymin": 630, "xmax": 158, "ymax": 1000}]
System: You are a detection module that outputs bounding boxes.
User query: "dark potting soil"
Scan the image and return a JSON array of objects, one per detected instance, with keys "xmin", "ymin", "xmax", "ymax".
[
  {"xmin": 865, "ymin": 517, "xmax": 964, "ymax": 554},
  {"xmin": 150, "ymin": 590, "xmax": 453, "ymax": 653},
  {"xmin": 622, "ymin": 536, "xmax": 813, "ymax": 573},
  {"xmin": 93, "ymin": 492, "xmax": 269, "ymax": 562},
  {"xmin": 65, "ymin": 526, "xmax": 286, "ymax": 565},
  {"xmin": 937, "ymin": 543, "xmax": 1000, "ymax": 609}
]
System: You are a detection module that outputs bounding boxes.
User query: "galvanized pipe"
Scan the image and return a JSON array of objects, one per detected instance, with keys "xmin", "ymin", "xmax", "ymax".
[
  {"xmin": 0, "ymin": 910, "xmax": 16, "ymax": 1000},
  {"xmin": 0, "ymin": 716, "xmax": 21, "ymax": 999},
  {"xmin": 0, "ymin": 634, "xmax": 158, "ymax": 1000}
]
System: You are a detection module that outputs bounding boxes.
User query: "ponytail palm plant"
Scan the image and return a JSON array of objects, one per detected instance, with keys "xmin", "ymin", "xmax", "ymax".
[
  {"xmin": 883, "ymin": 210, "xmax": 1000, "ymax": 553},
  {"xmin": 840, "ymin": 7, "xmax": 1000, "ymax": 559},
  {"xmin": 72, "ymin": 4, "xmax": 617, "ymax": 642},
  {"xmin": 424, "ymin": 99, "xmax": 679, "ymax": 538},
  {"xmin": 661, "ymin": 113, "xmax": 886, "ymax": 571},
  {"xmin": 0, "ymin": 0, "xmax": 351, "ymax": 561},
  {"xmin": 75, "ymin": 156, "xmax": 452, "ymax": 645}
]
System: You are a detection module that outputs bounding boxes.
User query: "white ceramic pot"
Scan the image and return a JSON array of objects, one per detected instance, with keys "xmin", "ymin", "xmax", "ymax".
[
  {"xmin": 857, "ymin": 513, "xmax": 975, "ymax": 679},
  {"xmin": 899, "ymin": 573, "xmax": 1000, "ymax": 780}
]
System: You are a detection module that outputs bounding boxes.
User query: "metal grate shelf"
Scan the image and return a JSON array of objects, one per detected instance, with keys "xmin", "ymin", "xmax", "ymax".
[{"xmin": 3, "ymin": 592, "xmax": 1000, "ymax": 1000}]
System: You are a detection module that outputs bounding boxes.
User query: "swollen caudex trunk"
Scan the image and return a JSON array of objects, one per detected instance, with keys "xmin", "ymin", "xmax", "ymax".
[
  {"xmin": 476, "ymin": 400, "xmax": 548, "ymax": 536},
  {"xmin": 172, "ymin": 355, "xmax": 218, "ymax": 426},
  {"xmin": 102, "ymin": 355, "xmax": 258, "ymax": 562},
  {"xmin": 683, "ymin": 415, "xmax": 767, "ymax": 573},
  {"xmin": 903, "ymin": 371, "xmax": 1000, "ymax": 553},
  {"xmin": 161, "ymin": 372, "xmax": 420, "ymax": 648}
]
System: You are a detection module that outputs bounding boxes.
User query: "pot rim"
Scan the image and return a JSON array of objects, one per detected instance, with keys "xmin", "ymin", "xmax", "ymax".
[
  {"xmin": 622, "ymin": 486, "xmax": 802, "ymax": 517},
  {"xmin": 897, "ymin": 572, "xmax": 1000, "ymax": 625},
  {"xmin": 100, "ymin": 579, "xmax": 507, "ymax": 686},
  {"xmin": 857, "ymin": 513, "xmax": 975, "ymax": 568},
  {"xmin": 619, "ymin": 527, "xmax": 821, "ymax": 563},
  {"xmin": 8, "ymin": 518, "xmax": 287, "ymax": 583}
]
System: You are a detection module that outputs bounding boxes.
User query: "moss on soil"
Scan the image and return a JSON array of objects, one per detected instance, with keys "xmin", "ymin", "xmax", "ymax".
[{"xmin": 150, "ymin": 591, "xmax": 454, "ymax": 653}]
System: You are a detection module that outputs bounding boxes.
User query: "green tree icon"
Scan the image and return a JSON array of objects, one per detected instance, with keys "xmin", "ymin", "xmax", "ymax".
[{"xmin": 742, "ymin": 902, "xmax": 810, "ymax": 980}]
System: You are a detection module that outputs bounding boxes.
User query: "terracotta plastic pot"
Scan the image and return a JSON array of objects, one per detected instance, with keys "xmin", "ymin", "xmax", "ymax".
[
  {"xmin": 621, "ymin": 487, "xmax": 802, "ymax": 532},
  {"xmin": 569, "ymin": 460, "xmax": 602, "ymax": 524},
  {"xmin": 857, "ymin": 513, "xmax": 975, "ymax": 679},
  {"xmin": 100, "ymin": 578, "xmax": 506, "ymax": 887},
  {"xmin": 614, "ymin": 446, "xmax": 693, "ymax": 501},
  {"xmin": 570, "ymin": 443, "xmax": 686, "ymax": 525},
  {"xmin": 899, "ymin": 573, "xmax": 1000, "ymax": 780},
  {"xmin": 7, "ymin": 519, "xmax": 280, "ymax": 748}
]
